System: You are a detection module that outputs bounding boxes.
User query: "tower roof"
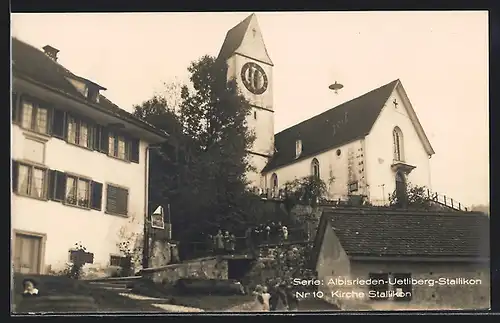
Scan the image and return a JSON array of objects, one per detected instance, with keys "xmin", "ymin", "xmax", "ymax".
[{"xmin": 217, "ymin": 14, "xmax": 255, "ymax": 62}]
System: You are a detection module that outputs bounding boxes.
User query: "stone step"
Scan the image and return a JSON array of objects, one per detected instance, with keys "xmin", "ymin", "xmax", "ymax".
[
  {"xmin": 85, "ymin": 276, "xmax": 142, "ymax": 283},
  {"xmin": 88, "ymin": 282, "xmax": 130, "ymax": 289}
]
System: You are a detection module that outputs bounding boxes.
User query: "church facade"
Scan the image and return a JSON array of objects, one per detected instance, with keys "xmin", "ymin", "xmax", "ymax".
[{"xmin": 218, "ymin": 14, "xmax": 435, "ymax": 205}]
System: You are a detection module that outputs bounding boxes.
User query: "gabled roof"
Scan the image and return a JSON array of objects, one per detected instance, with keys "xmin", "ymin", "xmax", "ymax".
[
  {"xmin": 318, "ymin": 208, "xmax": 489, "ymax": 259},
  {"xmin": 217, "ymin": 14, "xmax": 254, "ymax": 62},
  {"xmin": 11, "ymin": 37, "xmax": 168, "ymax": 139},
  {"xmin": 263, "ymin": 80, "xmax": 399, "ymax": 173}
]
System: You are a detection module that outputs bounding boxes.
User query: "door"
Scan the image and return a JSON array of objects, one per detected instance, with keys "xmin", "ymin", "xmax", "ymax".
[
  {"xmin": 395, "ymin": 171, "xmax": 407, "ymax": 206},
  {"xmin": 14, "ymin": 233, "xmax": 42, "ymax": 274}
]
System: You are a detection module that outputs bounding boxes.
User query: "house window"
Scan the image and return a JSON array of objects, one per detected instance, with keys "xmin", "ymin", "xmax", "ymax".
[
  {"xmin": 106, "ymin": 184, "xmax": 129, "ymax": 216},
  {"xmin": 65, "ymin": 175, "xmax": 91, "ymax": 208},
  {"xmin": 253, "ymin": 110, "xmax": 257, "ymax": 119},
  {"xmin": 13, "ymin": 161, "xmax": 48, "ymax": 199},
  {"xmin": 393, "ymin": 127, "xmax": 404, "ymax": 161},
  {"xmin": 311, "ymin": 158, "xmax": 320, "ymax": 179},
  {"xmin": 295, "ymin": 140, "xmax": 302, "ymax": 158},
  {"xmin": 69, "ymin": 249, "xmax": 94, "ymax": 264},
  {"xmin": 368, "ymin": 273, "xmax": 390, "ymax": 300},
  {"xmin": 392, "ymin": 273, "xmax": 413, "ymax": 301},
  {"xmin": 20, "ymin": 99, "xmax": 49, "ymax": 134},
  {"xmin": 110, "ymin": 255, "xmax": 129, "ymax": 267},
  {"xmin": 67, "ymin": 116, "xmax": 93, "ymax": 148},
  {"xmin": 348, "ymin": 181, "xmax": 359, "ymax": 193},
  {"xmin": 109, "ymin": 132, "xmax": 130, "ymax": 161}
]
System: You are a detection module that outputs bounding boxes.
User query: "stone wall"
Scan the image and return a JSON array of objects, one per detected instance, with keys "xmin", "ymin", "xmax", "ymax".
[
  {"xmin": 142, "ymin": 256, "xmax": 228, "ymax": 285},
  {"xmin": 350, "ymin": 261, "xmax": 490, "ymax": 310},
  {"xmin": 150, "ymin": 240, "xmax": 172, "ymax": 268},
  {"xmin": 318, "ymin": 259, "xmax": 490, "ymax": 310}
]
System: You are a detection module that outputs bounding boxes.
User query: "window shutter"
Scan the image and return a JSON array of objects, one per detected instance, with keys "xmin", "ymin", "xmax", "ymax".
[
  {"xmin": 93, "ymin": 126, "xmax": 102, "ymax": 151},
  {"xmin": 130, "ymin": 139, "xmax": 140, "ymax": 163},
  {"xmin": 47, "ymin": 169, "xmax": 56, "ymax": 200},
  {"xmin": 54, "ymin": 171, "xmax": 66, "ymax": 201},
  {"xmin": 51, "ymin": 109, "xmax": 66, "ymax": 139},
  {"xmin": 12, "ymin": 92, "xmax": 19, "ymax": 123},
  {"xmin": 12, "ymin": 160, "xmax": 18, "ymax": 192},
  {"xmin": 90, "ymin": 181, "xmax": 103, "ymax": 211},
  {"xmin": 100, "ymin": 128, "xmax": 109, "ymax": 153}
]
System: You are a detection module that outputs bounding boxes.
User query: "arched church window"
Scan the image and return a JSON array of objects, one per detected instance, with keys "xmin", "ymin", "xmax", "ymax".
[
  {"xmin": 271, "ymin": 173, "xmax": 278, "ymax": 189},
  {"xmin": 253, "ymin": 110, "xmax": 257, "ymax": 119},
  {"xmin": 271, "ymin": 173, "xmax": 278, "ymax": 198},
  {"xmin": 295, "ymin": 140, "xmax": 302, "ymax": 159},
  {"xmin": 393, "ymin": 127, "xmax": 404, "ymax": 161},
  {"xmin": 311, "ymin": 158, "xmax": 320, "ymax": 179}
]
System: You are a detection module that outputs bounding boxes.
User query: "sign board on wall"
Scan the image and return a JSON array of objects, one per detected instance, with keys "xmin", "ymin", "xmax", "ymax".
[{"xmin": 151, "ymin": 206, "xmax": 165, "ymax": 229}]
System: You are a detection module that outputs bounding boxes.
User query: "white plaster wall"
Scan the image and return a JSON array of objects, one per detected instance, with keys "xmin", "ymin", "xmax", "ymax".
[
  {"xmin": 11, "ymin": 125, "xmax": 148, "ymax": 272},
  {"xmin": 227, "ymin": 55, "xmax": 274, "ymax": 157},
  {"xmin": 262, "ymin": 140, "xmax": 366, "ymax": 200},
  {"xmin": 246, "ymin": 153, "xmax": 270, "ymax": 188},
  {"xmin": 364, "ymin": 87, "xmax": 432, "ymax": 205}
]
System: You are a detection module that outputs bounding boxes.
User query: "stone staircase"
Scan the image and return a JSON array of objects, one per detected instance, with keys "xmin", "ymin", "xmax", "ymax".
[{"xmin": 85, "ymin": 276, "xmax": 204, "ymax": 312}]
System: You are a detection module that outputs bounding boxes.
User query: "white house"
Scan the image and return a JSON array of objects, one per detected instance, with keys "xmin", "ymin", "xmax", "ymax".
[
  {"xmin": 218, "ymin": 14, "xmax": 436, "ymax": 205},
  {"xmin": 11, "ymin": 38, "xmax": 169, "ymax": 275}
]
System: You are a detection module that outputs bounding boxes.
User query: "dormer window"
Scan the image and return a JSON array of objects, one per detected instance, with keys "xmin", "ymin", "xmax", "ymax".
[
  {"xmin": 42, "ymin": 45, "xmax": 59, "ymax": 62},
  {"xmin": 87, "ymin": 86, "xmax": 100, "ymax": 103},
  {"xmin": 295, "ymin": 139, "xmax": 302, "ymax": 159}
]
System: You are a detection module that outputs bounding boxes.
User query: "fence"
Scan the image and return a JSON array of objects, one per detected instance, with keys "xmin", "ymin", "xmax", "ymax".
[
  {"xmin": 425, "ymin": 190, "xmax": 468, "ymax": 211},
  {"xmin": 178, "ymin": 226, "xmax": 310, "ymax": 260}
]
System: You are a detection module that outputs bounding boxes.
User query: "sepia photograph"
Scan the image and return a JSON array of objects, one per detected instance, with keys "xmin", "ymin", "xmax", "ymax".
[{"xmin": 10, "ymin": 11, "xmax": 489, "ymax": 313}]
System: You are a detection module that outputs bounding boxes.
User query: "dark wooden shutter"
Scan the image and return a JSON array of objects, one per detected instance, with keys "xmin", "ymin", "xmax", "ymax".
[
  {"xmin": 130, "ymin": 139, "xmax": 140, "ymax": 163},
  {"xmin": 12, "ymin": 92, "xmax": 19, "ymax": 123},
  {"xmin": 100, "ymin": 128, "xmax": 109, "ymax": 154},
  {"xmin": 106, "ymin": 185, "xmax": 117, "ymax": 214},
  {"xmin": 90, "ymin": 181, "xmax": 103, "ymax": 211},
  {"xmin": 54, "ymin": 171, "xmax": 66, "ymax": 201},
  {"xmin": 12, "ymin": 160, "xmax": 18, "ymax": 192},
  {"xmin": 93, "ymin": 126, "xmax": 102, "ymax": 151},
  {"xmin": 51, "ymin": 109, "xmax": 66, "ymax": 139},
  {"xmin": 47, "ymin": 169, "xmax": 56, "ymax": 200},
  {"xmin": 368, "ymin": 273, "xmax": 390, "ymax": 300},
  {"xmin": 106, "ymin": 185, "xmax": 128, "ymax": 215}
]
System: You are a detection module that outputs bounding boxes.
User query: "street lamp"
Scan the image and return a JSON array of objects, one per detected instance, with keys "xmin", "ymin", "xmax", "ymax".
[{"xmin": 328, "ymin": 81, "xmax": 344, "ymax": 94}]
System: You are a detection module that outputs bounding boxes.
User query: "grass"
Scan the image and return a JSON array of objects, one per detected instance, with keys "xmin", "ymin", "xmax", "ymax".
[{"xmin": 12, "ymin": 274, "xmax": 98, "ymax": 313}]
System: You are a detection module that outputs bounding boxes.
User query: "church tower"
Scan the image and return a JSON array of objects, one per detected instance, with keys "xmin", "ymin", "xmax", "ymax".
[{"xmin": 217, "ymin": 13, "xmax": 275, "ymax": 189}]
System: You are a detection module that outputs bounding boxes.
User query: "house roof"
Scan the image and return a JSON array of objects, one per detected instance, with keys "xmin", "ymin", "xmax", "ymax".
[
  {"xmin": 262, "ymin": 80, "xmax": 399, "ymax": 173},
  {"xmin": 217, "ymin": 14, "xmax": 255, "ymax": 62},
  {"xmin": 11, "ymin": 37, "xmax": 168, "ymax": 139},
  {"xmin": 319, "ymin": 208, "xmax": 489, "ymax": 259}
]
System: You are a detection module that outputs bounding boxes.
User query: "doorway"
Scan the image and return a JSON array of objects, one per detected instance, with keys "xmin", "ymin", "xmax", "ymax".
[
  {"xmin": 395, "ymin": 171, "xmax": 407, "ymax": 206},
  {"xmin": 13, "ymin": 231, "xmax": 44, "ymax": 274}
]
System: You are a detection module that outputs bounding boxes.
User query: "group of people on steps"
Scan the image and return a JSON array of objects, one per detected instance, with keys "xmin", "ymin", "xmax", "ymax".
[{"xmin": 250, "ymin": 278, "xmax": 299, "ymax": 311}]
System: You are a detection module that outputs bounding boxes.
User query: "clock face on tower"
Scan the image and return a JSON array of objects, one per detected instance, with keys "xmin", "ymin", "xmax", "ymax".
[{"xmin": 240, "ymin": 62, "xmax": 268, "ymax": 95}]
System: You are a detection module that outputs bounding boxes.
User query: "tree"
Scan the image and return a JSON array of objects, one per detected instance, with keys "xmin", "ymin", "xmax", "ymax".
[
  {"xmin": 388, "ymin": 183, "xmax": 432, "ymax": 209},
  {"xmin": 133, "ymin": 55, "xmax": 261, "ymax": 254},
  {"xmin": 282, "ymin": 176, "xmax": 328, "ymax": 213}
]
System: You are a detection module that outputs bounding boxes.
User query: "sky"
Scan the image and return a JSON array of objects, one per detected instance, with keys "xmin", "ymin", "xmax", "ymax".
[{"xmin": 11, "ymin": 11, "xmax": 489, "ymax": 207}]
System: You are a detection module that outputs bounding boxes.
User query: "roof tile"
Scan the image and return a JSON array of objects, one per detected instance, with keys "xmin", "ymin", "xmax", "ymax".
[
  {"xmin": 263, "ymin": 80, "xmax": 399, "ymax": 173},
  {"xmin": 322, "ymin": 208, "xmax": 489, "ymax": 258}
]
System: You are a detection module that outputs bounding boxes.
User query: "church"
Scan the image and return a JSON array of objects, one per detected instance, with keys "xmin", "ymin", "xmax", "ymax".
[{"xmin": 217, "ymin": 14, "xmax": 435, "ymax": 206}]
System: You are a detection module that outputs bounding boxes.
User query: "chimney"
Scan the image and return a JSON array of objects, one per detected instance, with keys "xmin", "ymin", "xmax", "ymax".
[{"xmin": 42, "ymin": 45, "xmax": 60, "ymax": 62}]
